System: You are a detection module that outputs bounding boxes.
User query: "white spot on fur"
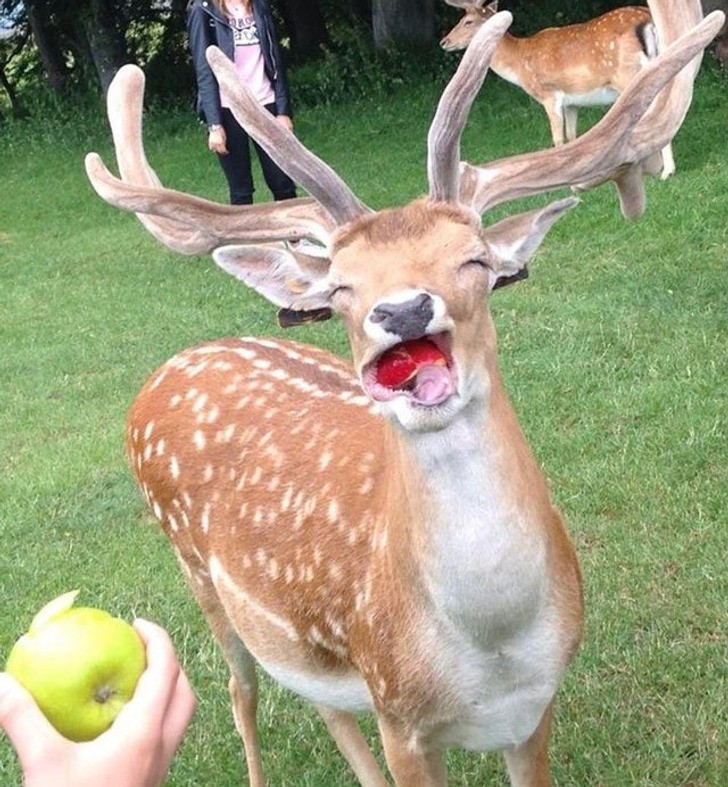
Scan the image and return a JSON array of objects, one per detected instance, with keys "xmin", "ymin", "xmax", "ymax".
[{"xmin": 200, "ymin": 503, "xmax": 211, "ymax": 533}]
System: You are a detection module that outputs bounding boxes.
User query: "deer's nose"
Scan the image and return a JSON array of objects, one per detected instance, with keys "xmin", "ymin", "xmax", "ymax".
[{"xmin": 369, "ymin": 293, "xmax": 434, "ymax": 341}]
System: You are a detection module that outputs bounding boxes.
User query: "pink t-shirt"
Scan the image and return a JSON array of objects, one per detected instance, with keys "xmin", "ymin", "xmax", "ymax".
[{"xmin": 220, "ymin": 13, "xmax": 275, "ymax": 108}]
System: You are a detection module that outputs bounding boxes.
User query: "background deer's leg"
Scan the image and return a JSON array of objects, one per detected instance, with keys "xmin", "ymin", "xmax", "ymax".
[
  {"xmin": 314, "ymin": 705, "xmax": 391, "ymax": 787},
  {"xmin": 378, "ymin": 720, "xmax": 447, "ymax": 787},
  {"xmin": 543, "ymin": 99, "xmax": 566, "ymax": 146},
  {"xmin": 502, "ymin": 701, "xmax": 553, "ymax": 787},
  {"xmin": 659, "ymin": 142, "xmax": 676, "ymax": 179},
  {"xmin": 563, "ymin": 105, "xmax": 579, "ymax": 142}
]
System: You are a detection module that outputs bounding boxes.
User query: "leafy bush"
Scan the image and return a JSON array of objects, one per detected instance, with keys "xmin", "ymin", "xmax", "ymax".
[{"xmin": 289, "ymin": 23, "xmax": 454, "ymax": 108}]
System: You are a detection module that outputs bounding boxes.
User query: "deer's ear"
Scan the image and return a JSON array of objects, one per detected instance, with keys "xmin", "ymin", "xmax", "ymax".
[
  {"xmin": 213, "ymin": 244, "xmax": 332, "ymax": 311},
  {"xmin": 483, "ymin": 197, "xmax": 578, "ymax": 289}
]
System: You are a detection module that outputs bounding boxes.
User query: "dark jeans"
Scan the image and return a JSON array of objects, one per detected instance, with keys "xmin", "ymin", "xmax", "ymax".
[{"xmin": 217, "ymin": 104, "xmax": 297, "ymax": 205}]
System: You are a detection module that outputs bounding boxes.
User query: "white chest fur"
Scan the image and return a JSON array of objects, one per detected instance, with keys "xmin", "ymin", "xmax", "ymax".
[{"xmin": 410, "ymin": 415, "xmax": 564, "ymax": 749}]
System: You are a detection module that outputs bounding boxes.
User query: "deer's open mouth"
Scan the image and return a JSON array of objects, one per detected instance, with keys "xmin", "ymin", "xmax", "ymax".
[{"xmin": 362, "ymin": 334, "xmax": 456, "ymax": 406}]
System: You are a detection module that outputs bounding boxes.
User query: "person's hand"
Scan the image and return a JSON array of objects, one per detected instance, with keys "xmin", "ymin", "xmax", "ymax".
[
  {"xmin": 208, "ymin": 125, "xmax": 228, "ymax": 155},
  {"xmin": 276, "ymin": 114, "xmax": 293, "ymax": 133},
  {"xmin": 0, "ymin": 619, "xmax": 196, "ymax": 787}
]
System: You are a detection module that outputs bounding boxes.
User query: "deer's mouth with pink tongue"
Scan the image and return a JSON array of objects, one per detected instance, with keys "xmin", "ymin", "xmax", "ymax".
[{"xmin": 362, "ymin": 334, "xmax": 456, "ymax": 406}]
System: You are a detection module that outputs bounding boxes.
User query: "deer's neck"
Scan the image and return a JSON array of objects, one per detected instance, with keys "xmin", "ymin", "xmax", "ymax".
[
  {"xmin": 383, "ymin": 375, "xmax": 553, "ymax": 639},
  {"xmin": 490, "ymin": 33, "xmax": 531, "ymax": 90}
]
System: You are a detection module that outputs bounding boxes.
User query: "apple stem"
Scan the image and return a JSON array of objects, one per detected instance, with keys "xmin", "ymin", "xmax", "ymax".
[{"xmin": 94, "ymin": 684, "xmax": 115, "ymax": 704}]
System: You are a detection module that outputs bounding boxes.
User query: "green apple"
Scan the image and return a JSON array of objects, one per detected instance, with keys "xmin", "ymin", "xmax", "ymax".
[{"xmin": 5, "ymin": 590, "xmax": 146, "ymax": 742}]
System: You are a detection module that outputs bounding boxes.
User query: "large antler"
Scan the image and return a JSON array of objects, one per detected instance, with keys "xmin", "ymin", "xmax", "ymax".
[
  {"xmin": 459, "ymin": 0, "xmax": 724, "ymax": 218},
  {"xmin": 85, "ymin": 65, "xmax": 337, "ymax": 253},
  {"xmin": 427, "ymin": 11, "xmax": 512, "ymax": 202},
  {"xmin": 206, "ymin": 48, "xmax": 371, "ymax": 226},
  {"xmin": 85, "ymin": 0, "xmax": 722, "ymax": 260}
]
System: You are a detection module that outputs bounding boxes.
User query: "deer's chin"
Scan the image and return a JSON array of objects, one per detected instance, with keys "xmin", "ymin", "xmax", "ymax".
[{"xmin": 381, "ymin": 392, "xmax": 467, "ymax": 433}]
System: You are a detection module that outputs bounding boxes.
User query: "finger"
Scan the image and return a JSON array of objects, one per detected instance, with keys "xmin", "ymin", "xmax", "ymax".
[
  {"xmin": 161, "ymin": 669, "xmax": 197, "ymax": 758},
  {"xmin": 0, "ymin": 673, "xmax": 63, "ymax": 768},
  {"xmin": 114, "ymin": 619, "xmax": 181, "ymax": 730}
]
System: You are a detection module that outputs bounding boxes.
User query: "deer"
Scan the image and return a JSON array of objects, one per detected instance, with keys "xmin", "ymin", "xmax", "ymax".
[
  {"xmin": 84, "ymin": 1, "xmax": 722, "ymax": 784},
  {"xmin": 702, "ymin": 0, "xmax": 728, "ymax": 67},
  {"xmin": 440, "ymin": 1, "xmax": 678, "ymax": 179}
]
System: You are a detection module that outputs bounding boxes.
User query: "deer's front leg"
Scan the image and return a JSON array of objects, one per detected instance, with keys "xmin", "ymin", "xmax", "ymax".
[
  {"xmin": 502, "ymin": 702, "xmax": 553, "ymax": 787},
  {"xmin": 378, "ymin": 719, "xmax": 447, "ymax": 787}
]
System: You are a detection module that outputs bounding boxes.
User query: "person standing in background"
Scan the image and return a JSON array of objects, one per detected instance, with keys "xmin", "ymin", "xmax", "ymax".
[{"xmin": 187, "ymin": 0, "xmax": 298, "ymax": 205}]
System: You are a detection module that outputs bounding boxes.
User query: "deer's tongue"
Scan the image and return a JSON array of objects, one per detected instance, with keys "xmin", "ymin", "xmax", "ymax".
[{"xmin": 411, "ymin": 364, "xmax": 454, "ymax": 404}]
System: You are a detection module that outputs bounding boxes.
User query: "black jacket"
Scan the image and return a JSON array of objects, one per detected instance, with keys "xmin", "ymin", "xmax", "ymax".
[{"xmin": 186, "ymin": 0, "xmax": 293, "ymax": 127}]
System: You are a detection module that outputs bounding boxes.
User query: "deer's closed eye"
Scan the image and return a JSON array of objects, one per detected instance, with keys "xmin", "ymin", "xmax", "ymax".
[
  {"xmin": 459, "ymin": 259, "xmax": 489, "ymax": 272},
  {"xmin": 329, "ymin": 283, "xmax": 354, "ymax": 302},
  {"xmin": 457, "ymin": 259, "xmax": 491, "ymax": 284}
]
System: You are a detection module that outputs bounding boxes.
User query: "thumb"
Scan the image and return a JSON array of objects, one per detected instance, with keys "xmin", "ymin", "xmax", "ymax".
[{"xmin": 0, "ymin": 673, "xmax": 59, "ymax": 752}]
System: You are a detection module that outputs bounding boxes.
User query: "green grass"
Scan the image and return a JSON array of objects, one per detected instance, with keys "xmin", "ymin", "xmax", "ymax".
[{"xmin": 1, "ymin": 60, "xmax": 727, "ymax": 785}]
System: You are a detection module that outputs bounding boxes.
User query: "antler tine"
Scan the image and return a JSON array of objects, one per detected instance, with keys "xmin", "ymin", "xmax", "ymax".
[
  {"xmin": 460, "ymin": 6, "xmax": 724, "ymax": 219},
  {"xmin": 84, "ymin": 153, "xmax": 334, "ymax": 247},
  {"xmin": 106, "ymin": 64, "xmax": 161, "ymax": 190},
  {"xmin": 648, "ymin": 0, "xmax": 701, "ymax": 47},
  {"xmin": 206, "ymin": 46, "xmax": 371, "ymax": 227},
  {"xmin": 101, "ymin": 63, "xmax": 215, "ymax": 253},
  {"xmin": 86, "ymin": 64, "xmax": 335, "ymax": 254},
  {"xmin": 428, "ymin": 11, "xmax": 512, "ymax": 203},
  {"xmin": 613, "ymin": 0, "xmax": 711, "ymax": 169},
  {"xmin": 574, "ymin": 0, "xmax": 713, "ymax": 204}
]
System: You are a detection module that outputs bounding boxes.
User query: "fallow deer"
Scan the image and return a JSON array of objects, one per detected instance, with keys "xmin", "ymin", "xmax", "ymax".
[
  {"xmin": 702, "ymin": 0, "xmax": 728, "ymax": 67},
  {"xmin": 440, "ymin": 1, "xmax": 678, "ymax": 178},
  {"xmin": 84, "ymin": 1, "xmax": 722, "ymax": 784}
]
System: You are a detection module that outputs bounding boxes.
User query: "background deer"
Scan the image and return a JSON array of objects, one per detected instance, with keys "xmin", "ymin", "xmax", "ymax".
[
  {"xmin": 702, "ymin": 0, "xmax": 728, "ymax": 66},
  {"xmin": 441, "ymin": 1, "xmax": 677, "ymax": 179},
  {"xmin": 84, "ymin": 1, "xmax": 722, "ymax": 784}
]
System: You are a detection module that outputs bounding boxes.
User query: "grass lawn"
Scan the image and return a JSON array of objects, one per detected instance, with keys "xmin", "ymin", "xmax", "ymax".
[{"xmin": 1, "ymin": 56, "xmax": 726, "ymax": 785}]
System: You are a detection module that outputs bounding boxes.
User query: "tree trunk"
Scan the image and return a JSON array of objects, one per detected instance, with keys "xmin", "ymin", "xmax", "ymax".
[
  {"xmin": 276, "ymin": 0, "xmax": 328, "ymax": 59},
  {"xmin": 372, "ymin": 0, "xmax": 436, "ymax": 49},
  {"xmin": 0, "ymin": 63, "xmax": 19, "ymax": 114},
  {"xmin": 82, "ymin": 0, "xmax": 128, "ymax": 94},
  {"xmin": 26, "ymin": 4, "xmax": 70, "ymax": 94},
  {"xmin": 0, "ymin": 28, "xmax": 29, "ymax": 115}
]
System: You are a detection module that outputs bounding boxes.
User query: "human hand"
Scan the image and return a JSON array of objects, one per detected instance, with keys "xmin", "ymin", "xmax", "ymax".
[
  {"xmin": 276, "ymin": 114, "xmax": 293, "ymax": 133},
  {"xmin": 0, "ymin": 618, "xmax": 196, "ymax": 787},
  {"xmin": 208, "ymin": 126, "xmax": 228, "ymax": 155}
]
